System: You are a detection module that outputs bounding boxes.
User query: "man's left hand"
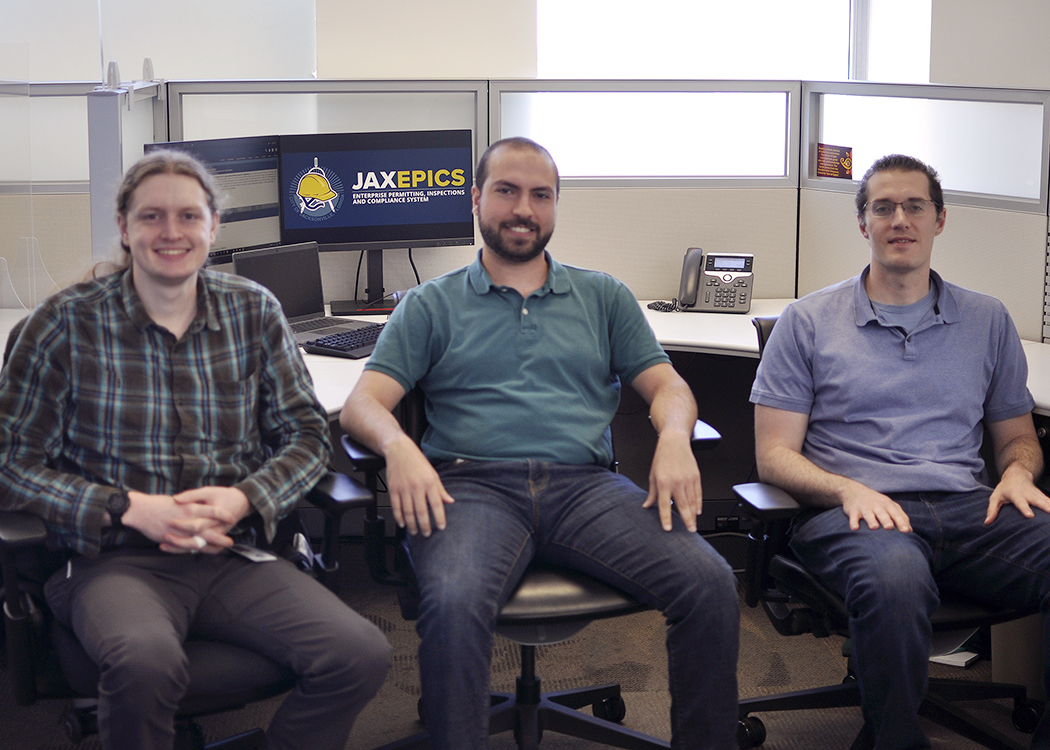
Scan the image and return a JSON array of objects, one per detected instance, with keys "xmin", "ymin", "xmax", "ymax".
[
  {"xmin": 986, "ymin": 463, "xmax": 1050, "ymax": 524},
  {"xmin": 643, "ymin": 430, "xmax": 701, "ymax": 532}
]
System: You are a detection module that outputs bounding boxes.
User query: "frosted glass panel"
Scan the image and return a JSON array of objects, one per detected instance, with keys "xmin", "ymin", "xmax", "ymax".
[
  {"xmin": 821, "ymin": 94, "xmax": 1044, "ymax": 199},
  {"xmin": 0, "ymin": 79, "xmax": 30, "ymax": 184},
  {"xmin": 179, "ymin": 92, "xmax": 477, "ymax": 143},
  {"xmin": 179, "ymin": 95, "xmax": 320, "ymax": 140},
  {"xmin": 501, "ymin": 91, "xmax": 789, "ymax": 178}
]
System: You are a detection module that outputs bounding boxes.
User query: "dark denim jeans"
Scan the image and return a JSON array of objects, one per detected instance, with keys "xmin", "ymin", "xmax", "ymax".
[
  {"xmin": 406, "ymin": 459, "xmax": 739, "ymax": 750},
  {"xmin": 790, "ymin": 489, "xmax": 1050, "ymax": 750}
]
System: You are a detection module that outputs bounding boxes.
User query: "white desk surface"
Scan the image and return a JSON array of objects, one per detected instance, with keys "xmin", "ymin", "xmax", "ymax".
[
  {"xmin": 3, "ymin": 303, "xmax": 1050, "ymax": 417},
  {"xmin": 640, "ymin": 299, "xmax": 792, "ymax": 357}
]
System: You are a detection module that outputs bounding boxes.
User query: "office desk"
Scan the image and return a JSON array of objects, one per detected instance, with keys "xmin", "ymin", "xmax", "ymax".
[
  {"xmin": 639, "ymin": 299, "xmax": 792, "ymax": 358},
  {"xmin": 2, "ymin": 304, "xmax": 1050, "ymax": 416}
]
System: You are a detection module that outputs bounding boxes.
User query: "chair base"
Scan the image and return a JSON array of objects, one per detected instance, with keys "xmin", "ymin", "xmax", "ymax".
[
  {"xmin": 737, "ymin": 675, "xmax": 1038, "ymax": 750},
  {"xmin": 61, "ymin": 705, "xmax": 266, "ymax": 750},
  {"xmin": 375, "ymin": 644, "xmax": 669, "ymax": 750}
]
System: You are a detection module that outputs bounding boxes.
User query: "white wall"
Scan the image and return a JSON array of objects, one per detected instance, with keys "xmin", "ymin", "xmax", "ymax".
[
  {"xmin": 930, "ymin": 0, "xmax": 1050, "ymax": 89},
  {"xmin": 316, "ymin": 0, "xmax": 536, "ymax": 78},
  {"xmin": 1, "ymin": 0, "xmax": 316, "ymax": 82}
]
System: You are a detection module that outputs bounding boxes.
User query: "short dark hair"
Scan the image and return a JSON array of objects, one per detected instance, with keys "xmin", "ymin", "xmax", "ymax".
[
  {"xmin": 475, "ymin": 137, "xmax": 560, "ymax": 195},
  {"xmin": 855, "ymin": 154, "xmax": 944, "ymax": 220}
]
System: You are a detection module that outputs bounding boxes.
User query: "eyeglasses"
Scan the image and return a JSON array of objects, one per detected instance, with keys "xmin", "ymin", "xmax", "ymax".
[{"xmin": 864, "ymin": 199, "xmax": 935, "ymax": 219}]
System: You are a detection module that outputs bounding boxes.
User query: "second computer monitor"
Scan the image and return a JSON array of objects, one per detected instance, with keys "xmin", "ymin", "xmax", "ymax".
[{"xmin": 277, "ymin": 129, "xmax": 475, "ymax": 252}]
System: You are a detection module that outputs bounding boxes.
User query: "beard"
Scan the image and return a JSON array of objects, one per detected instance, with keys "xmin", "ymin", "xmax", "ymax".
[{"xmin": 479, "ymin": 217, "xmax": 553, "ymax": 264}]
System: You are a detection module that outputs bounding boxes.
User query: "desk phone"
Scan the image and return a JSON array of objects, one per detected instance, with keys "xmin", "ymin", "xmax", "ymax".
[{"xmin": 678, "ymin": 248, "xmax": 754, "ymax": 313}]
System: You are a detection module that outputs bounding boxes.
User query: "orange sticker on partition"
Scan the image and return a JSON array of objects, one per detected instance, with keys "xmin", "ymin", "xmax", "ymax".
[{"xmin": 817, "ymin": 144, "xmax": 853, "ymax": 179}]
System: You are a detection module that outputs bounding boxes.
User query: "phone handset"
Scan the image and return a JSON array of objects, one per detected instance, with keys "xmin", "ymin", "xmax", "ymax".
[{"xmin": 677, "ymin": 247, "xmax": 704, "ymax": 309}]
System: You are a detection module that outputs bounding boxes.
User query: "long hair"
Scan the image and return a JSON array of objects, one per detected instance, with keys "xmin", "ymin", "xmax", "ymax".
[{"xmin": 95, "ymin": 150, "xmax": 222, "ymax": 277}]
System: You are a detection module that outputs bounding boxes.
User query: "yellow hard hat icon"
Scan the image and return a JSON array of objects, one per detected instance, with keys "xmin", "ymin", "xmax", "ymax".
[{"xmin": 297, "ymin": 169, "xmax": 337, "ymax": 202}]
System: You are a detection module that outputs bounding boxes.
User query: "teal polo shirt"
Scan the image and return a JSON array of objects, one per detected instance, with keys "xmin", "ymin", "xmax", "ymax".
[{"xmin": 365, "ymin": 251, "xmax": 669, "ymax": 465}]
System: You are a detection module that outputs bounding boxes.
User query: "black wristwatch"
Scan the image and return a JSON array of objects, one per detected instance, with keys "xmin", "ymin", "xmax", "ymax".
[{"xmin": 106, "ymin": 490, "xmax": 130, "ymax": 529}]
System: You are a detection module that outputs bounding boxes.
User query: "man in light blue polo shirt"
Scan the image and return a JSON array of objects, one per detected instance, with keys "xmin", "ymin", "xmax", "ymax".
[
  {"xmin": 340, "ymin": 137, "xmax": 739, "ymax": 750},
  {"xmin": 751, "ymin": 154, "xmax": 1050, "ymax": 750}
]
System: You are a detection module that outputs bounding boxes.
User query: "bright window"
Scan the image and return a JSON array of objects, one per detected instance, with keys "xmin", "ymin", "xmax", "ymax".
[{"xmin": 537, "ymin": 0, "xmax": 851, "ymax": 80}]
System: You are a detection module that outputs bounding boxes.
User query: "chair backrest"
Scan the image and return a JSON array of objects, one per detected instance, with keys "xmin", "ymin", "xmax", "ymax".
[
  {"xmin": 752, "ymin": 316, "xmax": 778, "ymax": 356},
  {"xmin": 3, "ymin": 316, "xmax": 27, "ymax": 371}
]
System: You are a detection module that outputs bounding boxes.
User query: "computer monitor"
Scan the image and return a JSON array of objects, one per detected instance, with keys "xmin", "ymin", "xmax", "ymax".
[
  {"xmin": 144, "ymin": 135, "xmax": 282, "ymax": 263},
  {"xmin": 278, "ymin": 129, "xmax": 475, "ymax": 311}
]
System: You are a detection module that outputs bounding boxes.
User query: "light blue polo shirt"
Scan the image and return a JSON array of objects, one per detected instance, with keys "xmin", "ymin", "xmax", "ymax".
[
  {"xmin": 365, "ymin": 251, "xmax": 670, "ymax": 465},
  {"xmin": 750, "ymin": 267, "xmax": 1034, "ymax": 493}
]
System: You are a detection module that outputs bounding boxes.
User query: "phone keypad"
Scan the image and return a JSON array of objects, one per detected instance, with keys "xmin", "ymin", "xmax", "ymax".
[{"xmin": 704, "ymin": 277, "xmax": 751, "ymax": 309}]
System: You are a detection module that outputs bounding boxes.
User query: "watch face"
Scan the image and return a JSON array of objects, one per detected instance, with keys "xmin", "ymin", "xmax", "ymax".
[{"xmin": 108, "ymin": 491, "xmax": 129, "ymax": 517}]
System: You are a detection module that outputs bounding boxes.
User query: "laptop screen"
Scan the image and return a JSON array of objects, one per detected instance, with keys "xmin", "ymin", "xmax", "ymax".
[{"xmin": 232, "ymin": 242, "xmax": 325, "ymax": 320}]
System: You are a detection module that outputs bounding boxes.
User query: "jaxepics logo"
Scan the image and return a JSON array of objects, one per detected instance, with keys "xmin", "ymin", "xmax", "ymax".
[{"xmin": 290, "ymin": 158, "xmax": 345, "ymax": 222}]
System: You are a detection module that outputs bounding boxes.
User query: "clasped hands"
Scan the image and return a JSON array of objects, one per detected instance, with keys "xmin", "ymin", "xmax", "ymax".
[{"xmin": 122, "ymin": 487, "xmax": 252, "ymax": 554}]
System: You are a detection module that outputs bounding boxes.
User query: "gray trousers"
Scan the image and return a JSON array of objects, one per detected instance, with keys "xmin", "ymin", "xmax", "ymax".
[{"xmin": 45, "ymin": 547, "xmax": 391, "ymax": 750}]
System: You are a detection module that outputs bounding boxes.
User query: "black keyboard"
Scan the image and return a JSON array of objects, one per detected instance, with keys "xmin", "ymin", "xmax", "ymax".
[{"xmin": 302, "ymin": 323, "xmax": 385, "ymax": 359}]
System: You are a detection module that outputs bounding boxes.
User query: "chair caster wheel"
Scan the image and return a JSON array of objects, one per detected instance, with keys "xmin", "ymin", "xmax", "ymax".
[
  {"xmin": 737, "ymin": 715, "xmax": 766, "ymax": 749},
  {"xmin": 592, "ymin": 694, "xmax": 627, "ymax": 722},
  {"xmin": 61, "ymin": 708, "xmax": 96, "ymax": 743},
  {"xmin": 513, "ymin": 722, "xmax": 542, "ymax": 747},
  {"xmin": 1013, "ymin": 699, "xmax": 1043, "ymax": 733}
]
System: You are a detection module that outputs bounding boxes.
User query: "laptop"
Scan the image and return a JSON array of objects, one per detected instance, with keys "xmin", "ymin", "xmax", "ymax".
[{"xmin": 232, "ymin": 242, "xmax": 376, "ymax": 344}]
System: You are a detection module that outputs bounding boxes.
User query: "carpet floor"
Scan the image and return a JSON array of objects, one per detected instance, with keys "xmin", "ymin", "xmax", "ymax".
[{"xmin": 2, "ymin": 541, "xmax": 1038, "ymax": 750}]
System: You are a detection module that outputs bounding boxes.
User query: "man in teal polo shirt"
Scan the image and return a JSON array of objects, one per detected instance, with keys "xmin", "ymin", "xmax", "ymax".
[{"xmin": 340, "ymin": 137, "xmax": 738, "ymax": 750}]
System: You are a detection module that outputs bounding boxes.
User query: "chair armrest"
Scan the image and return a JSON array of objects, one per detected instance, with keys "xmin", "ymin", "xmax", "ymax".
[
  {"xmin": 0, "ymin": 511, "xmax": 48, "ymax": 705},
  {"xmin": 340, "ymin": 434, "xmax": 386, "ymax": 475},
  {"xmin": 337, "ymin": 435, "xmax": 409, "ymax": 587},
  {"xmin": 733, "ymin": 483, "xmax": 802, "ymax": 609},
  {"xmin": 691, "ymin": 419, "xmax": 720, "ymax": 451},
  {"xmin": 733, "ymin": 481, "xmax": 801, "ymax": 523},
  {"xmin": 0, "ymin": 511, "xmax": 48, "ymax": 550},
  {"xmin": 305, "ymin": 471, "xmax": 374, "ymax": 514},
  {"xmin": 303, "ymin": 472, "xmax": 375, "ymax": 590},
  {"xmin": 0, "ymin": 511, "xmax": 48, "ymax": 614}
]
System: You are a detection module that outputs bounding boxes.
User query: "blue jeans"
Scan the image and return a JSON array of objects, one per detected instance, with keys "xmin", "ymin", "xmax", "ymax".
[
  {"xmin": 407, "ymin": 460, "xmax": 739, "ymax": 750},
  {"xmin": 790, "ymin": 489, "xmax": 1050, "ymax": 750}
]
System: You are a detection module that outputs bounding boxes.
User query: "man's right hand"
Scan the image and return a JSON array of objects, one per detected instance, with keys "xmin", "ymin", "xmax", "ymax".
[
  {"xmin": 841, "ymin": 483, "xmax": 912, "ymax": 533},
  {"xmin": 383, "ymin": 435, "xmax": 455, "ymax": 537},
  {"xmin": 121, "ymin": 491, "xmax": 238, "ymax": 553}
]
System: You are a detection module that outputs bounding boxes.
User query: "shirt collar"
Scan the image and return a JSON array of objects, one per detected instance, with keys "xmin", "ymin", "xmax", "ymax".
[
  {"xmin": 119, "ymin": 267, "xmax": 220, "ymax": 335},
  {"xmin": 466, "ymin": 249, "xmax": 572, "ymax": 296},
  {"xmin": 853, "ymin": 265, "xmax": 958, "ymax": 327}
]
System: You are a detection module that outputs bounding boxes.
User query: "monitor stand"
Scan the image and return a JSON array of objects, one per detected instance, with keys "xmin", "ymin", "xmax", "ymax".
[{"xmin": 330, "ymin": 248, "xmax": 396, "ymax": 315}]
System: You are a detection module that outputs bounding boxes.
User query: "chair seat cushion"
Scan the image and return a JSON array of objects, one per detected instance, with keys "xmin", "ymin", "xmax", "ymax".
[
  {"xmin": 497, "ymin": 566, "xmax": 648, "ymax": 626},
  {"xmin": 769, "ymin": 553, "xmax": 1036, "ymax": 634},
  {"xmin": 54, "ymin": 624, "xmax": 296, "ymax": 715}
]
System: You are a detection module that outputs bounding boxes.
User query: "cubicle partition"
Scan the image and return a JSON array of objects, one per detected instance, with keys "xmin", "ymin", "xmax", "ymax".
[
  {"xmin": 798, "ymin": 81, "xmax": 1050, "ymax": 341},
  {"xmin": 488, "ymin": 80, "xmax": 802, "ymax": 303},
  {"xmin": 5, "ymin": 76, "xmax": 1050, "ymax": 340},
  {"xmin": 0, "ymin": 81, "xmax": 98, "ymax": 306}
]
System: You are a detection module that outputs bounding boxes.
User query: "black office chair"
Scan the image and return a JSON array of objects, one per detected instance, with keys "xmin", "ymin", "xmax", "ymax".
[
  {"xmin": 0, "ymin": 318, "xmax": 376, "ymax": 749},
  {"xmin": 734, "ymin": 315, "xmax": 1043, "ymax": 750},
  {"xmin": 341, "ymin": 390, "xmax": 721, "ymax": 750}
]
